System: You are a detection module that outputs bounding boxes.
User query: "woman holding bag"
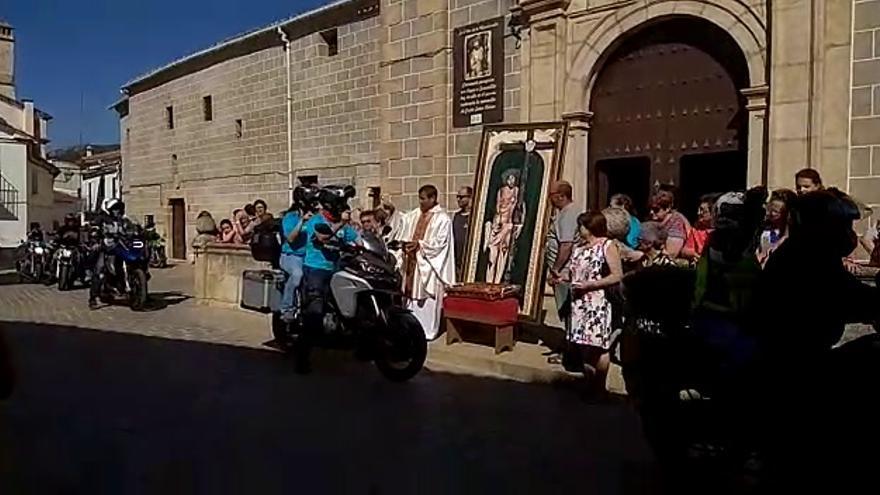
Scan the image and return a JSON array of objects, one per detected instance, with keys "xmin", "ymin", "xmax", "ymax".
[{"xmin": 566, "ymin": 211, "xmax": 623, "ymax": 395}]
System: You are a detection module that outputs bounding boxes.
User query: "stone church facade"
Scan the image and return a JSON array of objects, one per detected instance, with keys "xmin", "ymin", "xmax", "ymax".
[{"xmin": 115, "ymin": 0, "xmax": 879, "ymax": 258}]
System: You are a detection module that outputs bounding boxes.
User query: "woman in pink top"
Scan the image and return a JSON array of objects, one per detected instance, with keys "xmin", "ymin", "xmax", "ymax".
[{"xmin": 682, "ymin": 194, "xmax": 719, "ymax": 261}]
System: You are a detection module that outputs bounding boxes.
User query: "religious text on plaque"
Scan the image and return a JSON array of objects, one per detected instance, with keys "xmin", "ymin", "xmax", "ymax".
[{"xmin": 453, "ymin": 17, "xmax": 504, "ymax": 128}]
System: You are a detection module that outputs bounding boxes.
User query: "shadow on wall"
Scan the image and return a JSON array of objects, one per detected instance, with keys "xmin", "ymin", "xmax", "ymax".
[{"xmin": 0, "ymin": 321, "xmax": 658, "ymax": 495}]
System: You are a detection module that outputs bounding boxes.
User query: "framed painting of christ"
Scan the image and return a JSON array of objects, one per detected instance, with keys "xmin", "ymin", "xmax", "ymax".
[{"xmin": 462, "ymin": 122, "xmax": 569, "ymax": 319}]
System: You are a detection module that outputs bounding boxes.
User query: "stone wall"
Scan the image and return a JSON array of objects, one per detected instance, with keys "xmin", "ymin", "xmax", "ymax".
[
  {"xmin": 123, "ymin": 13, "xmax": 382, "ymax": 243},
  {"xmin": 379, "ymin": 0, "xmax": 521, "ymax": 211},
  {"xmin": 767, "ymin": 0, "xmax": 853, "ymax": 191},
  {"xmin": 287, "ymin": 16, "xmax": 383, "ymax": 204},
  {"xmin": 192, "ymin": 243, "xmax": 271, "ymax": 308},
  {"xmin": 850, "ymin": 0, "xmax": 880, "ymax": 208}
]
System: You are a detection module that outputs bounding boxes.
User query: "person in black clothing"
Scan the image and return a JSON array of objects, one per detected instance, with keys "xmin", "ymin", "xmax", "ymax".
[
  {"xmin": 89, "ymin": 199, "xmax": 128, "ymax": 309},
  {"xmin": 452, "ymin": 186, "xmax": 472, "ymax": 279},
  {"xmin": 751, "ymin": 188, "xmax": 879, "ymax": 490},
  {"xmin": 26, "ymin": 222, "xmax": 44, "ymax": 243},
  {"xmin": 56, "ymin": 214, "xmax": 81, "ymax": 244}
]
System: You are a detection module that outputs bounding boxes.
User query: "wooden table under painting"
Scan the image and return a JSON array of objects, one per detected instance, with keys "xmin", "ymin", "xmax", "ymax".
[{"xmin": 443, "ymin": 283, "xmax": 520, "ymax": 354}]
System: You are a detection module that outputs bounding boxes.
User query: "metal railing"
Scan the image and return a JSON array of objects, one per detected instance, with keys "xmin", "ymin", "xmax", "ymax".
[{"xmin": 0, "ymin": 173, "xmax": 21, "ymax": 220}]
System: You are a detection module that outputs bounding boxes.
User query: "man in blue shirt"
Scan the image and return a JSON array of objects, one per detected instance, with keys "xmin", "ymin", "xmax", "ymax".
[
  {"xmin": 279, "ymin": 206, "xmax": 312, "ymax": 322},
  {"xmin": 297, "ymin": 208, "xmax": 360, "ymax": 372}
]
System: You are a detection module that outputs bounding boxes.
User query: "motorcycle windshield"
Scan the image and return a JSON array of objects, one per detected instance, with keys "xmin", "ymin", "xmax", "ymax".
[{"xmin": 361, "ymin": 232, "xmax": 388, "ymax": 257}]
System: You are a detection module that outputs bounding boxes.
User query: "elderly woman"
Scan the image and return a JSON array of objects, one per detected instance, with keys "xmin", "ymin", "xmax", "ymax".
[
  {"xmin": 610, "ymin": 193, "xmax": 641, "ymax": 249},
  {"xmin": 602, "ymin": 206, "xmax": 644, "ymax": 270},
  {"xmin": 637, "ymin": 221, "xmax": 676, "ymax": 269},
  {"xmin": 650, "ymin": 189, "xmax": 692, "ymax": 259}
]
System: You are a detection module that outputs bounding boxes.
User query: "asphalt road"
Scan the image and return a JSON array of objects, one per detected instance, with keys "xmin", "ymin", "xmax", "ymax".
[{"xmin": 0, "ymin": 272, "xmax": 658, "ymax": 494}]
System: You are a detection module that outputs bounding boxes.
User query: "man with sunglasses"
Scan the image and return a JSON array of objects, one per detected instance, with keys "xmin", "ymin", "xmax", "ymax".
[{"xmin": 452, "ymin": 186, "xmax": 473, "ymax": 279}]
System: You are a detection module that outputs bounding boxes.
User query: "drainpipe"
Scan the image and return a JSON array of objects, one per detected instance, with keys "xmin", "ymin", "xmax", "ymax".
[{"xmin": 277, "ymin": 27, "xmax": 294, "ymax": 205}]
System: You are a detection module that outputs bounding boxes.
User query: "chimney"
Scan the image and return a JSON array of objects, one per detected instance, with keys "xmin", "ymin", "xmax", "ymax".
[
  {"xmin": 0, "ymin": 21, "xmax": 14, "ymax": 100},
  {"xmin": 22, "ymin": 99, "xmax": 33, "ymax": 135}
]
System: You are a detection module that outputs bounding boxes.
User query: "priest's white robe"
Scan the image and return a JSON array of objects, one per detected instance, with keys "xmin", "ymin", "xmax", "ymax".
[{"xmin": 399, "ymin": 205, "xmax": 456, "ymax": 340}]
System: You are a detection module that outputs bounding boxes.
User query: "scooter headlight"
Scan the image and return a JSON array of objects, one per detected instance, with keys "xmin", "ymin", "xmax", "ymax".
[{"xmin": 33, "ymin": 246, "xmax": 45, "ymax": 255}]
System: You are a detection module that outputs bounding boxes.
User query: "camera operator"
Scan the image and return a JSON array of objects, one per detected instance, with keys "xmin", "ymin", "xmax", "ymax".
[
  {"xmin": 298, "ymin": 185, "xmax": 361, "ymax": 372},
  {"xmin": 278, "ymin": 186, "xmax": 318, "ymax": 323}
]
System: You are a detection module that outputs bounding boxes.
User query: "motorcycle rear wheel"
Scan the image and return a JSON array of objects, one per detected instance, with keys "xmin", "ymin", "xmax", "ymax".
[
  {"xmin": 128, "ymin": 268, "xmax": 148, "ymax": 311},
  {"xmin": 374, "ymin": 311, "xmax": 427, "ymax": 382}
]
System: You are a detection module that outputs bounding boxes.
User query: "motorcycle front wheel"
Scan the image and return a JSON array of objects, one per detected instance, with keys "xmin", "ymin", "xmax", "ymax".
[
  {"xmin": 58, "ymin": 265, "xmax": 72, "ymax": 291},
  {"xmin": 374, "ymin": 311, "xmax": 427, "ymax": 382},
  {"xmin": 128, "ymin": 268, "xmax": 148, "ymax": 311},
  {"xmin": 33, "ymin": 261, "xmax": 44, "ymax": 283}
]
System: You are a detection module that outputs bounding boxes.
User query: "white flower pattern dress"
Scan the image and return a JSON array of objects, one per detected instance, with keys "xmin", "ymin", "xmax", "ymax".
[{"xmin": 568, "ymin": 239, "xmax": 613, "ymax": 350}]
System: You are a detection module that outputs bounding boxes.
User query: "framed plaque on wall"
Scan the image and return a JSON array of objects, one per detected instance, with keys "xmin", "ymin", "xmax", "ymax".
[{"xmin": 453, "ymin": 17, "xmax": 505, "ymax": 128}]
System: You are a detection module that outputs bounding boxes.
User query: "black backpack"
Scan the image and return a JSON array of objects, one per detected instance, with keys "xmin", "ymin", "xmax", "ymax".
[{"xmin": 250, "ymin": 217, "xmax": 281, "ymax": 265}]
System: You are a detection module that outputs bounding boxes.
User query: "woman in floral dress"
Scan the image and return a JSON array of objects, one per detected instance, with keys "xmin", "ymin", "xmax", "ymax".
[{"xmin": 567, "ymin": 211, "xmax": 623, "ymax": 393}]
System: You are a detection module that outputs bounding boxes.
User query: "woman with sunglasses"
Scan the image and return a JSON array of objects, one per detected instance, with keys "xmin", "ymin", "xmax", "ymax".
[
  {"xmin": 649, "ymin": 190, "xmax": 691, "ymax": 260},
  {"xmin": 681, "ymin": 194, "xmax": 719, "ymax": 262}
]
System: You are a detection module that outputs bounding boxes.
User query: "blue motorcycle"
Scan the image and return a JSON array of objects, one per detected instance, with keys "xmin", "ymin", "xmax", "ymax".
[{"xmin": 101, "ymin": 227, "xmax": 150, "ymax": 311}]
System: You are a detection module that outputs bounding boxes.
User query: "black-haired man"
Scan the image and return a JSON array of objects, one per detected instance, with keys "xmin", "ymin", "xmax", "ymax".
[{"xmin": 399, "ymin": 185, "xmax": 456, "ymax": 340}]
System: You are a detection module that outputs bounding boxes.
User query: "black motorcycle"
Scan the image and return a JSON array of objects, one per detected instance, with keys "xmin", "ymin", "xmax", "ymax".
[
  {"xmin": 15, "ymin": 238, "xmax": 51, "ymax": 283},
  {"xmin": 272, "ymin": 225, "xmax": 426, "ymax": 382},
  {"xmin": 145, "ymin": 226, "xmax": 168, "ymax": 268},
  {"xmin": 98, "ymin": 225, "xmax": 150, "ymax": 310},
  {"xmin": 53, "ymin": 236, "xmax": 82, "ymax": 291}
]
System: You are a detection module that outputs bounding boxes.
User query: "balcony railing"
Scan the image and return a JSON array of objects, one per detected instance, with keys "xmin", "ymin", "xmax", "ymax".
[{"xmin": 0, "ymin": 173, "xmax": 21, "ymax": 220}]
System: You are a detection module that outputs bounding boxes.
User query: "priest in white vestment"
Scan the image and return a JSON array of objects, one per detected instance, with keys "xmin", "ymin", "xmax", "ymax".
[{"xmin": 399, "ymin": 185, "xmax": 456, "ymax": 340}]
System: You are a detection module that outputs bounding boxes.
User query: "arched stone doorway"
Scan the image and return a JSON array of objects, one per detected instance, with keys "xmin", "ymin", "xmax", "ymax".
[{"xmin": 586, "ymin": 18, "xmax": 751, "ymax": 217}]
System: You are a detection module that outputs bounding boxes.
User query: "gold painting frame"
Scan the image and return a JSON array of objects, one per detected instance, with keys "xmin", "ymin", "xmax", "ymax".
[{"xmin": 462, "ymin": 122, "xmax": 569, "ymax": 319}]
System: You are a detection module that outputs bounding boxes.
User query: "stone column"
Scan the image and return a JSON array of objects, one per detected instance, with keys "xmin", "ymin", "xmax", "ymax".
[
  {"xmin": 561, "ymin": 111, "xmax": 591, "ymax": 208},
  {"xmin": 741, "ymin": 85, "xmax": 769, "ymax": 187},
  {"xmin": 518, "ymin": 0, "xmax": 570, "ymax": 122},
  {"xmin": 379, "ymin": 0, "xmax": 451, "ymax": 211}
]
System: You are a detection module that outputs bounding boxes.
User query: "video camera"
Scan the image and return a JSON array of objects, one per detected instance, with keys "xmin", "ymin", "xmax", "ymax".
[
  {"xmin": 318, "ymin": 184, "xmax": 357, "ymax": 218},
  {"xmin": 292, "ymin": 184, "xmax": 322, "ymax": 214},
  {"xmin": 291, "ymin": 183, "xmax": 356, "ymax": 215}
]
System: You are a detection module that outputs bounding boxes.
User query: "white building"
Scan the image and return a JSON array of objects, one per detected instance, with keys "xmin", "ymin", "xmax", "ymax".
[
  {"xmin": 0, "ymin": 20, "xmax": 58, "ymax": 248},
  {"xmin": 80, "ymin": 147, "xmax": 121, "ymax": 213}
]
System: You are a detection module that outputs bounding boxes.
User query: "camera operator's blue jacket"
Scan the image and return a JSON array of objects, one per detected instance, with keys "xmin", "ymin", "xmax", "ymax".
[
  {"xmin": 281, "ymin": 211, "xmax": 308, "ymax": 257},
  {"xmin": 303, "ymin": 214, "xmax": 359, "ymax": 271}
]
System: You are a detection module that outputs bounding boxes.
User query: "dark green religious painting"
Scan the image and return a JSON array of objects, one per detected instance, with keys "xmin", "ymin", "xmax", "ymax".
[{"xmin": 463, "ymin": 123, "xmax": 569, "ymax": 319}]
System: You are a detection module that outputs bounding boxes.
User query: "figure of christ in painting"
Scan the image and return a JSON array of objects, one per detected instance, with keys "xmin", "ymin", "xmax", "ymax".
[{"xmin": 484, "ymin": 169, "xmax": 525, "ymax": 283}]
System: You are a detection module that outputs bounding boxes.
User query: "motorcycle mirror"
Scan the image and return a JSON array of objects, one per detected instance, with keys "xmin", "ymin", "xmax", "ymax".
[{"xmin": 314, "ymin": 223, "xmax": 334, "ymax": 236}]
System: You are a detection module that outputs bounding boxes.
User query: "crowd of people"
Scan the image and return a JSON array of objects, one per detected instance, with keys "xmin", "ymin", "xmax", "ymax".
[
  {"xmin": 194, "ymin": 167, "xmax": 878, "ymax": 385},
  {"xmin": 545, "ymin": 168, "xmax": 879, "ymax": 396}
]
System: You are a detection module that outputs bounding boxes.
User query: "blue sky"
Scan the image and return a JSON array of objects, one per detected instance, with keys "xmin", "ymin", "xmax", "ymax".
[{"xmin": 4, "ymin": 0, "xmax": 328, "ymax": 148}]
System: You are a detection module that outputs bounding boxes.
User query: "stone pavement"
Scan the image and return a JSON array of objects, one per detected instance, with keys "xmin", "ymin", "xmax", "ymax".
[
  {"xmin": 0, "ymin": 264, "xmax": 659, "ymax": 494},
  {"xmin": 0, "ymin": 264, "xmax": 273, "ymax": 350},
  {"xmin": 0, "ymin": 262, "xmax": 588, "ymax": 387}
]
